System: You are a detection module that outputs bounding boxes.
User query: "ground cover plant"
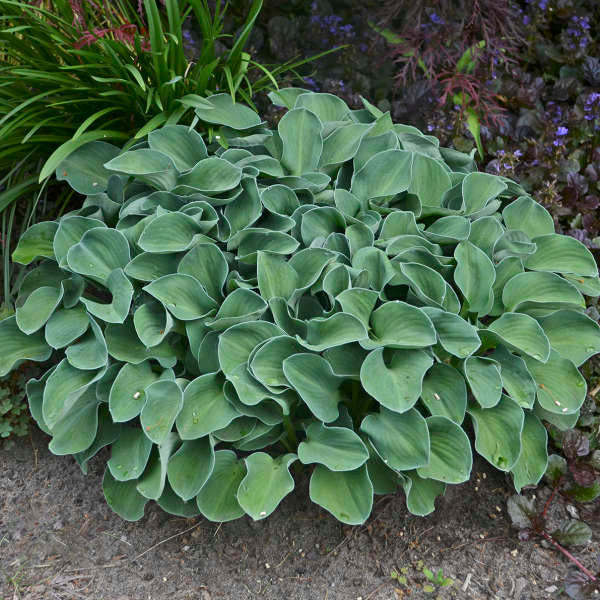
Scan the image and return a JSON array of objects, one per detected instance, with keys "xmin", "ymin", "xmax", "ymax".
[{"xmin": 2, "ymin": 89, "xmax": 600, "ymax": 526}]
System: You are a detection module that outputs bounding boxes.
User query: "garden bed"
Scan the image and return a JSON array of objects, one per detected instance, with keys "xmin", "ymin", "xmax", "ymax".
[{"xmin": 2, "ymin": 429, "xmax": 597, "ymax": 600}]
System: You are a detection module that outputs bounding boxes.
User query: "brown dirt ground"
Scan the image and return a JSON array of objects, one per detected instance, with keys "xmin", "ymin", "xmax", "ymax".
[{"xmin": 1, "ymin": 429, "xmax": 599, "ymax": 600}]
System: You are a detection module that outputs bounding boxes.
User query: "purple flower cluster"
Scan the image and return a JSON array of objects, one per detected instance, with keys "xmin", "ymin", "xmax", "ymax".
[
  {"xmin": 562, "ymin": 15, "xmax": 591, "ymax": 51},
  {"xmin": 310, "ymin": 3, "xmax": 355, "ymax": 41},
  {"xmin": 583, "ymin": 92, "xmax": 600, "ymax": 131},
  {"xmin": 552, "ymin": 125, "xmax": 569, "ymax": 146}
]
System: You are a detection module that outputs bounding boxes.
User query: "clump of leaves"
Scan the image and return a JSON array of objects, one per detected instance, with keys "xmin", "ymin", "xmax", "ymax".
[
  {"xmin": 0, "ymin": 368, "xmax": 31, "ymax": 448},
  {"xmin": 3, "ymin": 90, "xmax": 600, "ymax": 524}
]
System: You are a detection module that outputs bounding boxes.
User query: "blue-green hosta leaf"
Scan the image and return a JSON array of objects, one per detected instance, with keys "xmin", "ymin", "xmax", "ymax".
[
  {"xmin": 107, "ymin": 426, "xmax": 153, "ymax": 481},
  {"xmin": 400, "ymin": 471, "xmax": 446, "ymax": 516},
  {"xmin": 140, "ymin": 380, "xmax": 183, "ymax": 445},
  {"xmin": 468, "ymin": 395, "xmax": 524, "ymax": 471},
  {"xmin": 16, "ymin": 285, "xmax": 63, "ymax": 334},
  {"xmin": 298, "ymin": 422, "xmax": 369, "ymax": 471},
  {"xmin": 125, "ymin": 252, "xmax": 181, "ymax": 282},
  {"xmin": 301, "ymin": 206, "xmax": 346, "ymax": 245},
  {"xmin": 536, "ymin": 310, "xmax": 600, "ymax": 367},
  {"xmin": 56, "ymin": 141, "xmax": 120, "ymax": 195},
  {"xmin": 218, "ymin": 321, "xmax": 283, "ymax": 377},
  {"xmin": 178, "ymin": 157, "xmax": 242, "ymax": 193},
  {"xmin": 523, "ymin": 349, "xmax": 586, "ymax": 415},
  {"xmin": 502, "ymin": 271, "xmax": 585, "ymax": 312},
  {"xmin": 534, "ymin": 231, "xmax": 598, "ymax": 275},
  {"xmin": 109, "ymin": 360, "xmax": 162, "ymax": 422},
  {"xmin": 490, "ymin": 257, "xmax": 524, "ymax": 316},
  {"xmin": 350, "ymin": 149, "xmax": 412, "ymax": 201},
  {"xmin": 148, "ymin": 125, "xmax": 207, "ymax": 171},
  {"xmin": 511, "ymin": 413, "xmax": 548, "ymax": 493},
  {"xmin": 494, "ymin": 230, "xmax": 537, "ymax": 261},
  {"xmin": 297, "ymin": 313, "xmax": 367, "ymax": 351},
  {"xmin": 468, "ymin": 216, "xmax": 505, "ymax": 258},
  {"xmin": 379, "ymin": 211, "xmax": 421, "ymax": 239},
  {"xmin": 360, "ymin": 408, "xmax": 430, "ymax": 471},
  {"xmin": 17, "ymin": 260, "xmax": 66, "ymax": 304},
  {"xmin": 417, "ymin": 416, "xmax": 472, "ymax": 484},
  {"xmin": 67, "ymin": 228, "xmax": 130, "ymax": 284},
  {"xmin": 192, "ymin": 93, "xmax": 262, "ymax": 130},
  {"xmin": 65, "ymin": 315, "xmax": 107, "ymax": 370},
  {"xmin": 167, "ymin": 437, "xmax": 215, "ymax": 501},
  {"xmin": 362, "ymin": 301, "xmax": 436, "ymax": 349},
  {"xmin": 421, "ymin": 307, "xmax": 481, "ymax": 358},
  {"xmin": 80, "ymin": 268, "xmax": 133, "ymax": 324},
  {"xmin": 486, "ymin": 312, "xmax": 551, "ymax": 362},
  {"xmin": 323, "ymin": 343, "xmax": 368, "ymax": 378},
  {"xmin": 320, "ymin": 123, "xmax": 371, "ymax": 167},
  {"xmin": 134, "ymin": 299, "xmax": 174, "ymax": 348},
  {"xmin": 74, "ymin": 404, "xmax": 121, "ymax": 474},
  {"xmin": 534, "ymin": 403, "xmax": 579, "ymax": 431},
  {"xmin": 309, "ymin": 464, "xmax": 373, "ymax": 525},
  {"xmin": 461, "ymin": 172, "xmax": 506, "ymax": 214},
  {"xmin": 353, "ymin": 131, "xmax": 398, "ymax": 172},
  {"xmin": 53, "ymin": 216, "xmax": 106, "ymax": 269},
  {"xmin": 157, "ymin": 484, "xmax": 201, "ymax": 517},
  {"xmin": 206, "ymin": 288, "xmax": 267, "ymax": 331},
  {"xmin": 279, "ymin": 107, "xmax": 323, "ymax": 175},
  {"xmin": 421, "ymin": 363, "xmax": 467, "ymax": 424},
  {"xmin": 137, "ymin": 212, "xmax": 210, "ymax": 253},
  {"xmin": 360, "ymin": 348, "xmax": 433, "ymax": 413},
  {"xmin": 177, "ymin": 244, "xmax": 228, "ymax": 301},
  {"xmin": 45, "ymin": 305, "xmax": 89, "ymax": 349},
  {"xmin": 502, "ymin": 196, "xmax": 554, "ymax": 238},
  {"xmin": 385, "ymin": 235, "xmax": 443, "ymax": 258},
  {"xmin": 489, "ymin": 345, "xmax": 536, "ymax": 409},
  {"xmin": 352, "ymin": 247, "xmax": 395, "ymax": 292},
  {"xmin": 454, "ymin": 240, "xmax": 495, "ymax": 315},
  {"xmin": 103, "ymin": 468, "xmax": 148, "ymax": 521},
  {"xmin": 295, "ymin": 92, "xmax": 350, "ymax": 121},
  {"xmin": 400, "ymin": 262, "xmax": 446, "ymax": 307},
  {"xmin": 256, "ymin": 251, "xmax": 298, "ymax": 303},
  {"xmin": 176, "ymin": 373, "xmax": 240, "ymax": 439},
  {"xmin": 336, "ymin": 288, "xmax": 379, "ymax": 328},
  {"xmin": 48, "ymin": 387, "xmax": 101, "ymax": 455},
  {"xmin": 234, "ymin": 422, "xmax": 285, "ymax": 452},
  {"xmin": 365, "ymin": 439, "xmax": 400, "ymax": 494},
  {"xmin": 234, "ymin": 228, "xmax": 300, "ymax": 262},
  {"xmin": 104, "ymin": 149, "xmax": 177, "ymax": 190},
  {"xmin": 283, "ymin": 353, "xmax": 344, "ymax": 422},
  {"xmin": 408, "ymin": 154, "xmax": 453, "ymax": 208},
  {"xmin": 136, "ymin": 435, "xmax": 178, "ymax": 500},
  {"xmin": 195, "ymin": 449, "xmax": 246, "ymax": 522},
  {"xmin": 424, "ymin": 215, "xmax": 470, "ymax": 244},
  {"xmin": 237, "ymin": 452, "xmax": 297, "ymax": 520},
  {"xmin": 249, "ymin": 336, "xmax": 305, "ymax": 391},
  {"xmin": 143, "ymin": 274, "xmax": 217, "ymax": 321},
  {"xmin": 213, "ymin": 417, "xmax": 258, "ymax": 442},
  {"xmin": 289, "ymin": 247, "xmax": 337, "ymax": 292},
  {"xmin": 42, "ymin": 359, "xmax": 105, "ymax": 430},
  {"xmin": 12, "ymin": 221, "xmax": 58, "ymax": 265},
  {"xmin": 464, "ymin": 356, "xmax": 503, "ymax": 408},
  {"xmin": 564, "ymin": 273, "xmax": 600, "ymax": 296}
]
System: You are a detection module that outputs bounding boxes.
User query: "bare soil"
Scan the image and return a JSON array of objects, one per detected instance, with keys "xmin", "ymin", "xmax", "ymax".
[{"xmin": 1, "ymin": 429, "xmax": 598, "ymax": 600}]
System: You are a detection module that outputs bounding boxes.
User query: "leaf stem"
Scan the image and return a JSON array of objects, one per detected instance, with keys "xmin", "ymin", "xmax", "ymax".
[
  {"xmin": 283, "ymin": 414, "xmax": 298, "ymax": 450},
  {"xmin": 541, "ymin": 531, "xmax": 597, "ymax": 581}
]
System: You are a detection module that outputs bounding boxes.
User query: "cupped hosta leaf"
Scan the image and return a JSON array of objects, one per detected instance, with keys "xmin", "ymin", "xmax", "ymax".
[
  {"xmin": 143, "ymin": 274, "xmax": 217, "ymax": 320},
  {"xmin": 103, "ymin": 468, "xmax": 148, "ymax": 521},
  {"xmin": 408, "ymin": 153, "xmax": 452, "ymax": 207},
  {"xmin": 237, "ymin": 452, "xmax": 297, "ymax": 520},
  {"xmin": 167, "ymin": 437, "xmax": 215, "ymax": 501},
  {"xmin": 136, "ymin": 434, "xmax": 178, "ymax": 500},
  {"xmin": 360, "ymin": 348, "xmax": 433, "ymax": 413},
  {"xmin": 486, "ymin": 312, "xmax": 550, "ymax": 362},
  {"xmin": 148, "ymin": 125, "xmax": 207, "ymax": 171},
  {"xmin": 454, "ymin": 240, "xmax": 495, "ymax": 315},
  {"xmin": 109, "ymin": 360, "xmax": 162, "ymax": 422},
  {"xmin": 295, "ymin": 92, "xmax": 350, "ymax": 121},
  {"xmin": 360, "ymin": 408, "xmax": 430, "ymax": 471},
  {"xmin": 502, "ymin": 271, "xmax": 584, "ymax": 312},
  {"xmin": 297, "ymin": 312, "xmax": 367, "ymax": 351},
  {"xmin": 524, "ymin": 350, "xmax": 586, "ymax": 415},
  {"xmin": 321, "ymin": 123, "xmax": 371, "ymax": 166},
  {"xmin": 463, "ymin": 356, "xmax": 503, "ymax": 409},
  {"xmin": 424, "ymin": 215, "xmax": 470, "ymax": 244},
  {"xmin": 80, "ymin": 268, "xmax": 133, "ymax": 324},
  {"xmin": 524, "ymin": 233, "xmax": 597, "ymax": 276},
  {"xmin": 16, "ymin": 285, "xmax": 63, "ymax": 334},
  {"xmin": 536, "ymin": 310, "xmax": 600, "ymax": 367},
  {"xmin": 250, "ymin": 335, "xmax": 305, "ymax": 390},
  {"xmin": 400, "ymin": 262, "xmax": 446, "ymax": 306},
  {"xmin": 489, "ymin": 345, "xmax": 536, "ymax": 409},
  {"xmin": 502, "ymin": 196, "xmax": 555, "ymax": 239},
  {"xmin": 104, "ymin": 149, "xmax": 177, "ymax": 190},
  {"xmin": 157, "ymin": 484, "xmax": 201, "ymax": 517},
  {"xmin": 363, "ymin": 301, "xmax": 436, "ymax": 349},
  {"xmin": 283, "ymin": 353, "xmax": 344, "ymax": 422},
  {"xmin": 468, "ymin": 395, "xmax": 524, "ymax": 471},
  {"xmin": 134, "ymin": 299, "xmax": 174, "ymax": 348},
  {"xmin": 206, "ymin": 288, "xmax": 267, "ymax": 331},
  {"xmin": 421, "ymin": 363, "xmax": 467, "ymax": 424},
  {"xmin": 350, "ymin": 149, "xmax": 412, "ymax": 201},
  {"xmin": 196, "ymin": 450, "xmax": 246, "ymax": 522},
  {"xmin": 107, "ymin": 426, "xmax": 153, "ymax": 481},
  {"xmin": 53, "ymin": 216, "xmax": 106, "ymax": 269},
  {"xmin": 461, "ymin": 172, "xmax": 507, "ymax": 214},
  {"xmin": 45, "ymin": 305, "xmax": 89, "ymax": 349},
  {"xmin": 125, "ymin": 252, "xmax": 181, "ymax": 282},
  {"xmin": 178, "ymin": 157, "xmax": 242, "ymax": 193},
  {"xmin": 192, "ymin": 93, "xmax": 262, "ymax": 130},
  {"xmin": 176, "ymin": 373, "xmax": 240, "ymax": 439},
  {"xmin": 309, "ymin": 464, "xmax": 373, "ymax": 525},
  {"xmin": 67, "ymin": 227, "xmax": 130, "ymax": 284},
  {"xmin": 140, "ymin": 380, "xmax": 183, "ymax": 445},
  {"xmin": 511, "ymin": 413, "xmax": 548, "ymax": 493},
  {"xmin": 298, "ymin": 421, "xmax": 369, "ymax": 471},
  {"xmin": 12, "ymin": 221, "xmax": 58, "ymax": 264},
  {"xmin": 279, "ymin": 107, "xmax": 323, "ymax": 175},
  {"xmin": 138, "ymin": 212, "xmax": 209, "ymax": 253},
  {"xmin": 74, "ymin": 404, "xmax": 121, "ymax": 474},
  {"xmin": 65, "ymin": 315, "xmax": 107, "ymax": 370},
  {"xmin": 417, "ymin": 416, "xmax": 472, "ymax": 483},
  {"xmin": 400, "ymin": 471, "xmax": 446, "ymax": 516},
  {"xmin": 256, "ymin": 251, "xmax": 298, "ymax": 302},
  {"xmin": 178, "ymin": 244, "xmax": 228, "ymax": 301},
  {"xmin": 421, "ymin": 307, "xmax": 480, "ymax": 358}
]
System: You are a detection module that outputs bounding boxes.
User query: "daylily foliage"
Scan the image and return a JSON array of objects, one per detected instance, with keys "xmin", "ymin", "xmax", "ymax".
[{"xmin": 4, "ymin": 90, "xmax": 600, "ymax": 524}]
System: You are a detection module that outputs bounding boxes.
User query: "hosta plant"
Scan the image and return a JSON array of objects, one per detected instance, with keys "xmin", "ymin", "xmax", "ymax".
[{"xmin": 3, "ymin": 90, "xmax": 600, "ymax": 524}]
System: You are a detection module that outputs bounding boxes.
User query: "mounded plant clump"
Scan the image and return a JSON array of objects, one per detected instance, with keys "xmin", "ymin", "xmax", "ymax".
[{"xmin": 3, "ymin": 90, "xmax": 600, "ymax": 524}]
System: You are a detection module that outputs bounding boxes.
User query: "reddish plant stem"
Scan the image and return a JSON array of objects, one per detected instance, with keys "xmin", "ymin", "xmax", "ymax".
[
  {"xmin": 541, "ymin": 484, "xmax": 560, "ymax": 520},
  {"xmin": 541, "ymin": 531, "xmax": 597, "ymax": 581}
]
